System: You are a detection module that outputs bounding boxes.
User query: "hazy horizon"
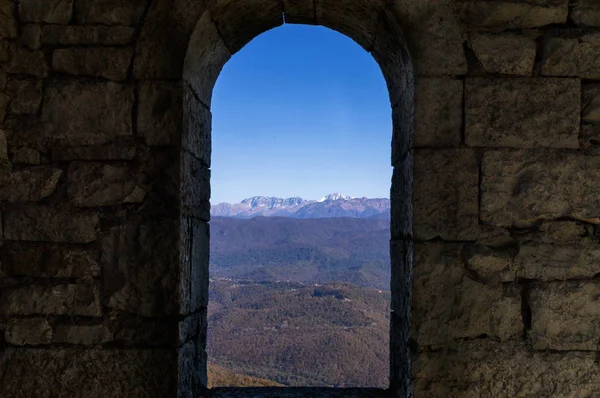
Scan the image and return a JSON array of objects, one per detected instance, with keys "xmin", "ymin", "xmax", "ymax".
[{"xmin": 211, "ymin": 24, "xmax": 392, "ymax": 204}]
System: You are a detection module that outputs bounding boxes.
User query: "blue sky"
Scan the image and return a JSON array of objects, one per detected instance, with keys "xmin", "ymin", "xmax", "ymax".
[{"xmin": 211, "ymin": 24, "xmax": 392, "ymax": 204}]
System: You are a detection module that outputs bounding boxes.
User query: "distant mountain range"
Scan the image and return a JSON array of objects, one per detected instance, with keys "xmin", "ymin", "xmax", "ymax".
[{"xmin": 211, "ymin": 193, "xmax": 390, "ymax": 219}]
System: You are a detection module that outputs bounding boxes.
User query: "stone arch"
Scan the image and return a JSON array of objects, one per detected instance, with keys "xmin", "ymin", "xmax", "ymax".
[{"xmin": 180, "ymin": 1, "xmax": 414, "ymax": 395}]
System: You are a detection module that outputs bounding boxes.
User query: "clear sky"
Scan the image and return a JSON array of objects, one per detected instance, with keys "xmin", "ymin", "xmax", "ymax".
[{"xmin": 211, "ymin": 24, "xmax": 392, "ymax": 204}]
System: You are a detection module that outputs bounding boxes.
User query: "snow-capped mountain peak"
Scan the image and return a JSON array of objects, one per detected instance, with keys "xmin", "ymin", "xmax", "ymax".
[{"xmin": 317, "ymin": 193, "xmax": 354, "ymax": 202}]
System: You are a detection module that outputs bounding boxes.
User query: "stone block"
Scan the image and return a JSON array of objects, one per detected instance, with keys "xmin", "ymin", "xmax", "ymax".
[
  {"xmin": 5, "ymin": 78, "xmax": 42, "ymax": 114},
  {"xmin": 52, "ymin": 324, "xmax": 112, "ymax": 344},
  {"xmin": 530, "ymin": 282, "xmax": 600, "ymax": 350},
  {"xmin": 19, "ymin": 0, "xmax": 73, "ymax": 23},
  {"xmin": 74, "ymin": 0, "xmax": 147, "ymax": 25},
  {"xmin": 181, "ymin": 151, "xmax": 210, "ymax": 221},
  {"xmin": 413, "ymin": 149, "xmax": 479, "ymax": 241},
  {"xmin": 0, "ymin": 348, "xmax": 178, "ymax": 396},
  {"xmin": 7, "ymin": 48, "xmax": 48, "ymax": 77},
  {"xmin": 571, "ymin": 0, "xmax": 600, "ymax": 27},
  {"xmin": 412, "ymin": 243, "xmax": 522, "ymax": 345},
  {"xmin": 0, "ymin": 92, "xmax": 8, "ymax": 122},
  {"xmin": 542, "ymin": 35, "xmax": 600, "ymax": 79},
  {"xmin": 470, "ymin": 33, "xmax": 537, "ymax": 76},
  {"xmin": 583, "ymin": 83, "xmax": 600, "ymax": 125},
  {"xmin": 517, "ymin": 242, "xmax": 600, "ymax": 281},
  {"xmin": 461, "ymin": 1, "xmax": 568, "ymax": 28},
  {"xmin": 12, "ymin": 147, "xmax": 40, "ymax": 164},
  {"xmin": 0, "ymin": 0, "xmax": 17, "ymax": 39},
  {"xmin": 102, "ymin": 221, "xmax": 179, "ymax": 317},
  {"xmin": 1, "ymin": 242, "xmax": 100, "ymax": 277},
  {"xmin": 182, "ymin": 86, "xmax": 211, "ymax": 167},
  {"xmin": 0, "ymin": 284, "xmax": 101, "ymax": 316},
  {"xmin": 463, "ymin": 244, "xmax": 516, "ymax": 283},
  {"xmin": 282, "ymin": 0, "xmax": 315, "ymax": 24},
  {"xmin": 42, "ymin": 25, "xmax": 136, "ymax": 45},
  {"xmin": 138, "ymin": 81, "xmax": 182, "ymax": 146},
  {"xmin": 52, "ymin": 144, "xmax": 137, "ymax": 161},
  {"xmin": 4, "ymin": 205, "xmax": 99, "ymax": 243},
  {"xmin": 413, "ymin": 340, "xmax": 600, "ymax": 397},
  {"xmin": 0, "ymin": 167, "xmax": 62, "ymax": 202},
  {"xmin": 481, "ymin": 150, "xmax": 600, "ymax": 226},
  {"xmin": 190, "ymin": 219, "xmax": 209, "ymax": 311},
  {"xmin": 0, "ymin": 128, "xmax": 7, "ymax": 162},
  {"xmin": 390, "ymin": 239, "xmax": 413, "ymax": 316},
  {"xmin": 52, "ymin": 48, "xmax": 133, "ymax": 81},
  {"xmin": 67, "ymin": 162, "xmax": 144, "ymax": 207},
  {"xmin": 20, "ymin": 24, "xmax": 41, "ymax": 50},
  {"xmin": 390, "ymin": 154, "xmax": 413, "ymax": 239},
  {"xmin": 5, "ymin": 318, "xmax": 52, "ymax": 345},
  {"xmin": 414, "ymin": 78, "xmax": 462, "ymax": 147},
  {"xmin": 466, "ymin": 78, "xmax": 580, "ymax": 148},
  {"xmin": 42, "ymin": 81, "xmax": 133, "ymax": 146}
]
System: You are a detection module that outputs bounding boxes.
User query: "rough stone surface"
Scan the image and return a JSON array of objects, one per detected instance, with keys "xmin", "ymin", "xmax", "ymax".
[
  {"xmin": 42, "ymin": 81, "xmax": 133, "ymax": 146},
  {"xmin": 0, "ymin": 0, "xmax": 17, "ymax": 39},
  {"xmin": 0, "ymin": 167, "xmax": 62, "ymax": 202},
  {"xmin": 413, "ymin": 340, "xmax": 600, "ymax": 397},
  {"xmin": 52, "ymin": 324, "xmax": 112, "ymax": 345},
  {"xmin": 282, "ymin": 0, "xmax": 315, "ymax": 24},
  {"xmin": 413, "ymin": 149, "xmax": 479, "ymax": 241},
  {"xmin": 42, "ymin": 25, "xmax": 136, "ymax": 45},
  {"xmin": 12, "ymin": 147, "xmax": 41, "ymax": 164},
  {"xmin": 67, "ymin": 162, "xmax": 143, "ymax": 207},
  {"xmin": 414, "ymin": 78, "xmax": 462, "ymax": 147},
  {"xmin": 7, "ymin": 48, "xmax": 48, "ymax": 77},
  {"xmin": 461, "ymin": 1, "xmax": 568, "ymax": 28},
  {"xmin": 1, "ymin": 242, "xmax": 100, "ymax": 277},
  {"xmin": 19, "ymin": 0, "xmax": 73, "ymax": 23},
  {"xmin": 481, "ymin": 150, "xmax": 600, "ymax": 226},
  {"xmin": 5, "ymin": 78, "xmax": 42, "ymax": 114},
  {"xmin": 0, "ymin": 284, "xmax": 101, "ymax": 316},
  {"xmin": 20, "ymin": 24, "xmax": 41, "ymax": 50},
  {"xmin": 571, "ymin": 0, "xmax": 600, "ymax": 27},
  {"xmin": 517, "ymin": 242, "xmax": 600, "ymax": 281},
  {"xmin": 5, "ymin": 318, "xmax": 52, "ymax": 345},
  {"xmin": 466, "ymin": 78, "xmax": 580, "ymax": 148},
  {"xmin": 0, "ymin": 348, "xmax": 177, "ymax": 396},
  {"xmin": 530, "ymin": 282, "xmax": 600, "ymax": 351},
  {"xmin": 412, "ymin": 243, "xmax": 522, "ymax": 345},
  {"xmin": 102, "ymin": 221, "xmax": 179, "ymax": 317},
  {"xmin": 52, "ymin": 48, "xmax": 133, "ymax": 81},
  {"xmin": 74, "ymin": 0, "xmax": 147, "ymax": 25},
  {"xmin": 138, "ymin": 81, "xmax": 182, "ymax": 146},
  {"xmin": 181, "ymin": 151, "xmax": 210, "ymax": 221},
  {"xmin": 583, "ymin": 83, "xmax": 600, "ymax": 125},
  {"xmin": 4, "ymin": 205, "xmax": 99, "ymax": 243},
  {"xmin": 470, "ymin": 33, "xmax": 537, "ymax": 76},
  {"xmin": 182, "ymin": 86, "xmax": 211, "ymax": 167},
  {"xmin": 52, "ymin": 143, "xmax": 137, "ymax": 161},
  {"xmin": 542, "ymin": 35, "xmax": 600, "ymax": 79}
]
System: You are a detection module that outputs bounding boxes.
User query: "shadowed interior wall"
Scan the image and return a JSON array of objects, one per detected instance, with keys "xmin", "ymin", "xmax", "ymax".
[{"xmin": 0, "ymin": 0, "xmax": 599, "ymax": 397}]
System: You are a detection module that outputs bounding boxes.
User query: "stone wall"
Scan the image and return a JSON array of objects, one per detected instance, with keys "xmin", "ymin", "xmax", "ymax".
[{"xmin": 0, "ymin": 0, "xmax": 598, "ymax": 397}]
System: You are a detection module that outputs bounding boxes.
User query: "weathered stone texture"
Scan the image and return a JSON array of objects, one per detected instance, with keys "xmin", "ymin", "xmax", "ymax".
[
  {"xmin": 102, "ymin": 221, "xmax": 179, "ymax": 317},
  {"xmin": 20, "ymin": 23, "xmax": 41, "ymax": 50},
  {"xmin": 42, "ymin": 25, "xmax": 136, "ymax": 45},
  {"xmin": 0, "ymin": 348, "xmax": 177, "ymax": 396},
  {"xmin": 181, "ymin": 151, "xmax": 210, "ymax": 221},
  {"xmin": 0, "ymin": 284, "xmax": 101, "ymax": 316},
  {"xmin": 12, "ymin": 147, "xmax": 41, "ymax": 164},
  {"xmin": 52, "ymin": 324, "xmax": 112, "ymax": 345},
  {"xmin": 412, "ymin": 243, "xmax": 522, "ymax": 345},
  {"xmin": 52, "ymin": 143, "xmax": 137, "ymax": 161},
  {"xmin": 583, "ymin": 84, "xmax": 600, "ymax": 125},
  {"xmin": 282, "ymin": 0, "xmax": 315, "ymax": 24},
  {"xmin": 41, "ymin": 81, "xmax": 133, "ymax": 146},
  {"xmin": 7, "ymin": 48, "xmax": 48, "ymax": 77},
  {"xmin": 542, "ymin": 35, "xmax": 600, "ymax": 79},
  {"xmin": 67, "ymin": 162, "xmax": 144, "ymax": 207},
  {"xmin": 0, "ymin": 167, "xmax": 62, "ymax": 202},
  {"xmin": 74, "ymin": 0, "xmax": 147, "ymax": 25},
  {"xmin": 481, "ymin": 150, "xmax": 600, "ymax": 226},
  {"xmin": 461, "ymin": 1, "xmax": 568, "ymax": 28},
  {"xmin": 1, "ymin": 243, "xmax": 100, "ymax": 277},
  {"xmin": 529, "ymin": 282, "xmax": 600, "ymax": 351},
  {"xmin": 517, "ymin": 242, "xmax": 600, "ymax": 281},
  {"xmin": 0, "ymin": 0, "xmax": 17, "ymax": 39},
  {"xmin": 414, "ymin": 78, "xmax": 462, "ymax": 147},
  {"xmin": 470, "ymin": 33, "xmax": 537, "ymax": 76},
  {"xmin": 466, "ymin": 78, "xmax": 580, "ymax": 148},
  {"xmin": 182, "ymin": 86, "xmax": 211, "ymax": 167},
  {"xmin": 571, "ymin": 0, "xmax": 600, "ymax": 27},
  {"xmin": 5, "ymin": 318, "xmax": 52, "ymax": 345},
  {"xmin": 413, "ymin": 340, "xmax": 600, "ymax": 397},
  {"xmin": 4, "ymin": 205, "xmax": 98, "ymax": 243},
  {"xmin": 52, "ymin": 48, "xmax": 133, "ymax": 81},
  {"xmin": 138, "ymin": 81, "xmax": 182, "ymax": 146},
  {"xmin": 5, "ymin": 78, "xmax": 42, "ymax": 114},
  {"xmin": 413, "ymin": 149, "xmax": 479, "ymax": 241},
  {"xmin": 19, "ymin": 0, "xmax": 73, "ymax": 23}
]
